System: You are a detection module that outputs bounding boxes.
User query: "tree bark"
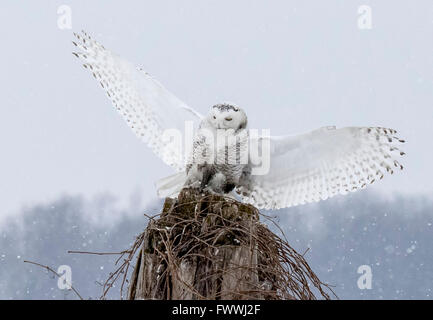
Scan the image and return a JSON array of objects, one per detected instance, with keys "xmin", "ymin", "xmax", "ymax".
[{"xmin": 127, "ymin": 188, "xmax": 332, "ymax": 300}]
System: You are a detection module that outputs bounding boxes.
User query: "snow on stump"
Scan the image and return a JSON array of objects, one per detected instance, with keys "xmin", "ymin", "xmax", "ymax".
[{"xmin": 127, "ymin": 188, "xmax": 334, "ymax": 300}]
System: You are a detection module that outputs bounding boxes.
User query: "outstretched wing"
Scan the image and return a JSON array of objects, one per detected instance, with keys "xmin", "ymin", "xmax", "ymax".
[
  {"xmin": 72, "ymin": 31, "xmax": 202, "ymax": 171},
  {"xmin": 239, "ymin": 126, "xmax": 405, "ymax": 210}
]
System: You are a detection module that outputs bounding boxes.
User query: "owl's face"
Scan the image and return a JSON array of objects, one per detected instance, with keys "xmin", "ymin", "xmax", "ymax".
[{"xmin": 207, "ymin": 103, "xmax": 248, "ymax": 131}]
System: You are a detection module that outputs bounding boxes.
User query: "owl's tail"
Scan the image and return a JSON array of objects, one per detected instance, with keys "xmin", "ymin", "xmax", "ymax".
[{"xmin": 155, "ymin": 171, "xmax": 187, "ymax": 198}]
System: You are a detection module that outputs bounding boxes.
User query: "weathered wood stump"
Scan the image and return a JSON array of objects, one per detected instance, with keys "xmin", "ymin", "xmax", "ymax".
[{"xmin": 127, "ymin": 188, "xmax": 334, "ymax": 300}]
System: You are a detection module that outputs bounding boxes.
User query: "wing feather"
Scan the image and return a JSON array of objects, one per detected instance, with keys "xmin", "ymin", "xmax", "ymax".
[
  {"xmin": 72, "ymin": 31, "xmax": 202, "ymax": 171},
  {"xmin": 239, "ymin": 126, "xmax": 405, "ymax": 210}
]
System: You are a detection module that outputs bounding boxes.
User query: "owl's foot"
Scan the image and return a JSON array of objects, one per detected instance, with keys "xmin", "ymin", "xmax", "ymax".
[
  {"xmin": 223, "ymin": 191, "xmax": 238, "ymax": 200},
  {"xmin": 201, "ymin": 185, "xmax": 218, "ymax": 195}
]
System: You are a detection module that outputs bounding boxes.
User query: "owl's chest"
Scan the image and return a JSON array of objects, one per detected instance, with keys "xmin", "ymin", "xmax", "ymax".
[{"xmin": 192, "ymin": 129, "xmax": 249, "ymax": 166}]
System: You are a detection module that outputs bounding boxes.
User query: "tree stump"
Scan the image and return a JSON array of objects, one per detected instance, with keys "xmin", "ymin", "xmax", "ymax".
[{"xmin": 127, "ymin": 188, "xmax": 334, "ymax": 300}]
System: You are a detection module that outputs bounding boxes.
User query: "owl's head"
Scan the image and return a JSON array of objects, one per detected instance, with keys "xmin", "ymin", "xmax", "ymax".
[{"xmin": 206, "ymin": 103, "xmax": 248, "ymax": 131}]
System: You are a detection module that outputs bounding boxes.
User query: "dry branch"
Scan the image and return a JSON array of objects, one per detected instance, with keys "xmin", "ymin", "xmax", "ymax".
[
  {"xmin": 125, "ymin": 188, "xmax": 336, "ymax": 300},
  {"xmin": 23, "ymin": 260, "xmax": 84, "ymax": 300}
]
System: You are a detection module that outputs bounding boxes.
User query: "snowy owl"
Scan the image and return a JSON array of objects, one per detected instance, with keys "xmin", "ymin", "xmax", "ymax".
[
  {"xmin": 72, "ymin": 31, "xmax": 405, "ymax": 210},
  {"xmin": 182, "ymin": 103, "xmax": 250, "ymax": 195}
]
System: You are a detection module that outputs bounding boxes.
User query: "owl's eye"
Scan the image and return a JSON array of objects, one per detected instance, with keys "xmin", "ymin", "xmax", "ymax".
[{"xmin": 213, "ymin": 116, "xmax": 216, "ymax": 119}]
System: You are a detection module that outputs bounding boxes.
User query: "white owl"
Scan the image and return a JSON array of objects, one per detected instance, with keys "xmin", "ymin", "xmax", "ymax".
[
  {"xmin": 181, "ymin": 103, "xmax": 250, "ymax": 195},
  {"xmin": 72, "ymin": 31, "xmax": 405, "ymax": 210}
]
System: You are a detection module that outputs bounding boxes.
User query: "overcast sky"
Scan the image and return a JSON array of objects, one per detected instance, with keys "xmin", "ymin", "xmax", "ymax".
[{"xmin": 0, "ymin": 0, "xmax": 432, "ymax": 223}]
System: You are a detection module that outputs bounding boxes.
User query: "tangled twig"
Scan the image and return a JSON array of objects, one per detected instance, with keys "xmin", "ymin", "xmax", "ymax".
[
  {"xmin": 68, "ymin": 188, "xmax": 336, "ymax": 300},
  {"xmin": 23, "ymin": 260, "xmax": 84, "ymax": 300},
  {"xmin": 122, "ymin": 188, "xmax": 337, "ymax": 300}
]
